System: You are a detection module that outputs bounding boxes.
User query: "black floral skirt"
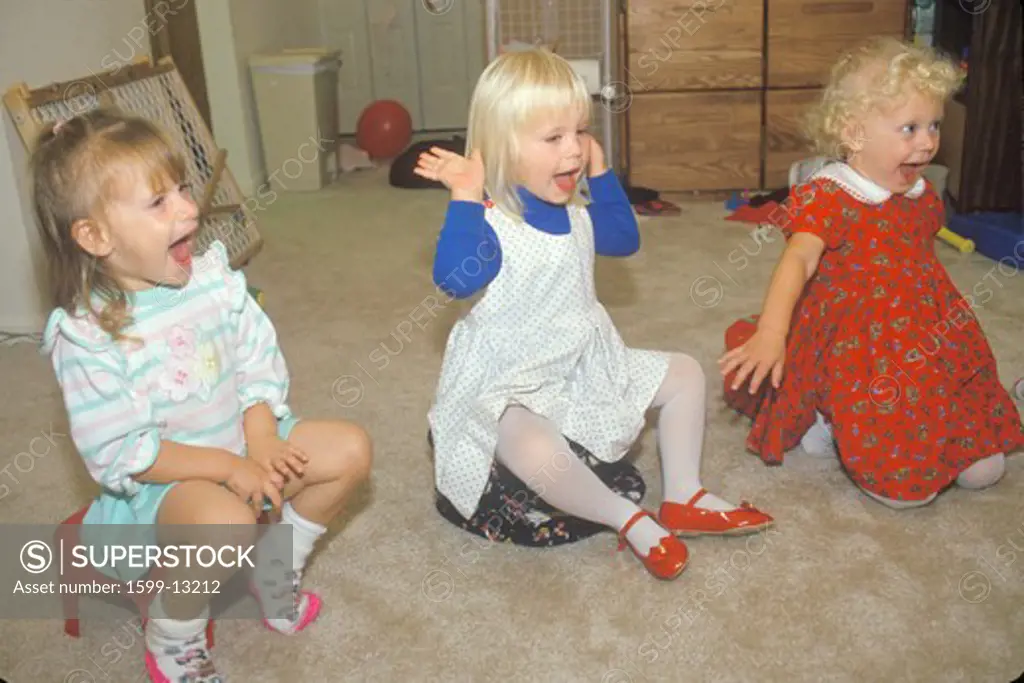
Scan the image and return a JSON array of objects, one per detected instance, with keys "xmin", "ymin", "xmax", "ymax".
[{"xmin": 430, "ymin": 431, "xmax": 647, "ymax": 547}]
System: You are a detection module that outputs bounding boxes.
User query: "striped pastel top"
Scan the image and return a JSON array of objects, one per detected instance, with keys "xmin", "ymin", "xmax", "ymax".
[{"xmin": 41, "ymin": 241, "xmax": 291, "ymax": 505}]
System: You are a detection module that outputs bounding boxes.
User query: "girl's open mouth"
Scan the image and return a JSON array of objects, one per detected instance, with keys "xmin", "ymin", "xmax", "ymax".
[
  {"xmin": 898, "ymin": 161, "xmax": 927, "ymax": 184},
  {"xmin": 554, "ymin": 169, "xmax": 580, "ymax": 193},
  {"xmin": 169, "ymin": 232, "xmax": 195, "ymax": 267}
]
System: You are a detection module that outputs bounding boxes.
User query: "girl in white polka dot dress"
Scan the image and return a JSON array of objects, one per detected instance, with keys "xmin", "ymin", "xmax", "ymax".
[{"xmin": 417, "ymin": 49, "xmax": 774, "ymax": 580}]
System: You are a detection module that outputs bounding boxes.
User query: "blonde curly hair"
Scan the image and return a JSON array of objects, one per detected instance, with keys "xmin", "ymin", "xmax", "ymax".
[{"xmin": 804, "ymin": 36, "xmax": 965, "ymax": 159}]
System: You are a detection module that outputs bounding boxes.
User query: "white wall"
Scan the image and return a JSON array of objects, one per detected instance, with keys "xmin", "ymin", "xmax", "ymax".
[
  {"xmin": 0, "ymin": 0, "xmax": 324, "ymax": 333},
  {"xmin": 196, "ymin": 0, "xmax": 324, "ymax": 196},
  {"xmin": 0, "ymin": 0, "xmax": 151, "ymax": 333}
]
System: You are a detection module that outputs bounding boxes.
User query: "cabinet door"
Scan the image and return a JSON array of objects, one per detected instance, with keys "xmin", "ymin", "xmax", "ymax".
[
  {"xmin": 627, "ymin": 0, "xmax": 763, "ymax": 91},
  {"xmin": 765, "ymin": 88, "xmax": 822, "ymax": 188},
  {"xmin": 768, "ymin": 0, "xmax": 908, "ymax": 88},
  {"xmin": 319, "ymin": 0, "xmax": 374, "ymax": 135},
  {"xmin": 414, "ymin": 0, "xmax": 485, "ymax": 130},
  {"xmin": 628, "ymin": 91, "xmax": 761, "ymax": 191},
  {"xmin": 366, "ymin": 0, "xmax": 424, "ymax": 128}
]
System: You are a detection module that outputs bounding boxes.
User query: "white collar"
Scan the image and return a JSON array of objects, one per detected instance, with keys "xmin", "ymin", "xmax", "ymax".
[{"xmin": 809, "ymin": 162, "xmax": 926, "ymax": 204}]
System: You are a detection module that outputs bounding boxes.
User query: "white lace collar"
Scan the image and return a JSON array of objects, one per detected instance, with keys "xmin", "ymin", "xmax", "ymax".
[{"xmin": 810, "ymin": 162, "xmax": 926, "ymax": 204}]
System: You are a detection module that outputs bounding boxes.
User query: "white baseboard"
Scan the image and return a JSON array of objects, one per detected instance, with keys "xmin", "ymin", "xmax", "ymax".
[{"xmin": 0, "ymin": 314, "xmax": 45, "ymax": 338}]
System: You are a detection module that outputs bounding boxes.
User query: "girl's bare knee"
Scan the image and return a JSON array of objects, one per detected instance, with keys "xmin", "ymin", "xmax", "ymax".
[
  {"xmin": 956, "ymin": 454, "xmax": 1006, "ymax": 490},
  {"xmin": 337, "ymin": 421, "xmax": 373, "ymax": 484},
  {"xmin": 157, "ymin": 481, "xmax": 258, "ymax": 554},
  {"xmin": 159, "ymin": 481, "xmax": 258, "ymax": 526}
]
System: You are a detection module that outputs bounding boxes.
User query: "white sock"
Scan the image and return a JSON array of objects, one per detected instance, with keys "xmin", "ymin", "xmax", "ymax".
[
  {"xmin": 800, "ymin": 412, "xmax": 836, "ymax": 457},
  {"xmin": 282, "ymin": 501, "xmax": 327, "ymax": 572},
  {"xmin": 654, "ymin": 355, "xmax": 736, "ymax": 512},
  {"xmin": 254, "ymin": 502, "xmax": 326, "ymax": 633},
  {"xmin": 496, "ymin": 405, "xmax": 671, "ymax": 555},
  {"xmin": 146, "ymin": 595, "xmax": 219, "ymax": 681}
]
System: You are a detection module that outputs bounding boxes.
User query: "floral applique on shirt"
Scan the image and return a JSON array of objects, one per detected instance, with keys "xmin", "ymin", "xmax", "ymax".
[{"xmin": 157, "ymin": 325, "xmax": 221, "ymax": 403}]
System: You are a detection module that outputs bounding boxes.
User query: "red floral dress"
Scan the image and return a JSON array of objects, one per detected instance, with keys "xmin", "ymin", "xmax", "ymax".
[{"xmin": 729, "ymin": 170, "xmax": 1024, "ymax": 502}]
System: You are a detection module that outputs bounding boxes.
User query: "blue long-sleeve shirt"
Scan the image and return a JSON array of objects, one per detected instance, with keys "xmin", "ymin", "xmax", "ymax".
[{"xmin": 432, "ymin": 170, "xmax": 639, "ymax": 299}]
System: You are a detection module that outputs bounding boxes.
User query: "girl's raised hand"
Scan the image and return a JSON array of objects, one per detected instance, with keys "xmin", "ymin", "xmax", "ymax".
[
  {"xmin": 585, "ymin": 133, "xmax": 607, "ymax": 177},
  {"xmin": 718, "ymin": 328, "xmax": 787, "ymax": 394},
  {"xmin": 415, "ymin": 147, "xmax": 485, "ymax": 202}
]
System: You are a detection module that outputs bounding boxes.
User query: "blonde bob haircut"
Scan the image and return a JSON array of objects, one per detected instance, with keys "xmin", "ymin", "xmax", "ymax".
[
  {"xmin": 465, "ymin": 48, "xmax": 592, "ymax": 220},
  {"xmin": 805, "ymin": 36, "xmax": 964, "ymax": 158}
]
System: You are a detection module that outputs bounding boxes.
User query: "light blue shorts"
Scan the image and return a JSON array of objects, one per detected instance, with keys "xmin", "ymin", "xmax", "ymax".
[{"xmin": 82, "ymin": 417, "xmax": 301, "ymax": 581}]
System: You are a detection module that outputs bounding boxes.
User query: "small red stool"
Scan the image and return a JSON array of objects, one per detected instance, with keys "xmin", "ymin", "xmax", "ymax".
[
  {"xmin": 56, "ymin": 505, "xmax": 215, "ymax": 648},
  {"xmin": 723, "ymin": 314, "xmax": 772, "ymax": 419}
]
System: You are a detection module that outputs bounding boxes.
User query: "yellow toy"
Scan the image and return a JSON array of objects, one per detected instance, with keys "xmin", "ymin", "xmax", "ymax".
[
  {"xmin": 248, "ymin": 286, "xmax": 265, "ymax": 307},
  {"xmin": 937, "ymin": 226, "xmax": 975, "ymax": 254}
]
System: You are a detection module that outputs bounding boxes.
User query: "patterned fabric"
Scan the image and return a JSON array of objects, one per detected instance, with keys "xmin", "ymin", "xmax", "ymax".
[
  {"xmin": 734, "ymin": 164, "xmax": 1024, "ymax": 501},
  {"xmin": 431, "ymin": 431, "xmax": 647, "ymax": 546},
  {"xmin": 41, "ymin": 241, "xmax": 291, "ymax": 532},
  {"xmin": 428, "ymin": 199, "xmax": 670, "ymax": 519}
]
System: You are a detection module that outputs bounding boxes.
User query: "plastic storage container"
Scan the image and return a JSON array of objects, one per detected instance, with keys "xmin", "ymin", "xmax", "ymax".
[
  {"xmin": 250, "ymin": 48, "xmax": 341, "ymax": 191},
  {"xmin": 947, "ymin": 212, "xmax": 1024, "ymax": 267}
]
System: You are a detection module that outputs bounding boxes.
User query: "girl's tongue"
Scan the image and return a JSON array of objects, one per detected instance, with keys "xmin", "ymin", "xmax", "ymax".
[
  {"xmin": 554, "ymin": 172, "xmax": 577, "ymax": 193},
  {"xmin": 169, "ymin": 236, "xmax": 193, "ymax": 266},
  {"xmin": 899, "ymin": 163, "xmax": 923, "ymax": 184}
]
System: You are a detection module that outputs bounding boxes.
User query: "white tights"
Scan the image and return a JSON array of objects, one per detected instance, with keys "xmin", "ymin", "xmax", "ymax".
[{"xmin": 494, "ymin": 354, "xmax": 736, "ymax": 553}]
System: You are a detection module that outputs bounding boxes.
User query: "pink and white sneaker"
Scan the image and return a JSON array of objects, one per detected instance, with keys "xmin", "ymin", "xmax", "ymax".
[
  {"xmin": 144, "ymin": 629, "xmax": 222, "ymax": 683},
  {"xmin": 251, "ymin": 567, "xmax": 322, "ymax": 635}
]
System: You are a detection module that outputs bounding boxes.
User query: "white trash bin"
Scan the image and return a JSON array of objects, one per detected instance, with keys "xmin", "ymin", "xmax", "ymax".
[{"xmin": 250, "ymin": 48, "xmax": 341, "ymax": 191}]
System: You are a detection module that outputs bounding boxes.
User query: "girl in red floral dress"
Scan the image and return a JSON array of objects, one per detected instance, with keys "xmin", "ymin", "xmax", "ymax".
[{"xmin": 719, "ymin": 37, "xmax": 1024, "ymax": 508}]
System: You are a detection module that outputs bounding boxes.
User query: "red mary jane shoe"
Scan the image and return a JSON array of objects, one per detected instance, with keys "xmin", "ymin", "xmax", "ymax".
[
  {"xmin": 659, "ymin": 488, "xmax": 774, "ymax": 537},
  {"xmin": 617, "ymin": 510, "xmax": 689, "ymax": 580}
]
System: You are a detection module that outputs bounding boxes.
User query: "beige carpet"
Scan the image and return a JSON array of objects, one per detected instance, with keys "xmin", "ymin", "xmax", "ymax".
[{"xmin": 2, "ymin": 167, "xmax": 1022, "ymax": 683}]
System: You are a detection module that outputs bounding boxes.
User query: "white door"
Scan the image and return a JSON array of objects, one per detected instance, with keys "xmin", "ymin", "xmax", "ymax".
[
  {"xmin": 318, "ymin": 0, "xmax": 485, "ymax": 133},
  {"xmin": 365, "ymin": 0, "xmax": 423, "ymax": 128},
  {"xmin": 318, "ymin": 0, "xmax": 374, "ymax": 134},
  {"xmin": 414, "ymin": 0, "xmax": 486, "ymax": 130}
]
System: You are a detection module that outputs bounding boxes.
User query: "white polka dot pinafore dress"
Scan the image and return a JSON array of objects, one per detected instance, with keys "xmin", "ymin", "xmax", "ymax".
[{"xmin": 428, "ymin": 199, "xmax": 670, "ymax": 519}]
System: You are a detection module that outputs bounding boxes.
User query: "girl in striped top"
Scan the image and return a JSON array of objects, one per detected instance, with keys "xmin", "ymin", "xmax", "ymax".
[{"xmin": 32, "ymin": 110, "xmax": 372, "ymax": 683}]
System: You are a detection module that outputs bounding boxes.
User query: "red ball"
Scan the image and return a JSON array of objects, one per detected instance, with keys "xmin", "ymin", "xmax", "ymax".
[{"xmin": 356, "ymin": 100, "xmax": 413, "ymax": 159}]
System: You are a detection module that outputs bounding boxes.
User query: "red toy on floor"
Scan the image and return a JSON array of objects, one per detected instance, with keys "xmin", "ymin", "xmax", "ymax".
[{"xmin": 56, "ymin": 505, "xmax": 216, "ymax": 646}]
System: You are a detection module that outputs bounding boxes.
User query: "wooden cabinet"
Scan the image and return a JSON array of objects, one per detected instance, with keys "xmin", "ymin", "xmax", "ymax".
[
  {"xmin": 625, "ymin": 0, "xmax": 910, "ymax": 192},
  {"xmin": 626, "ymin": 0, "xmax": 763, "ymax": 90},
  {"xmin": 767, "ymin": 0, "xmax": 907, "ymax": 87},
  {"xmin": 764, "ymin": 88, "xmax": 822, "ymax": 189},
  {"xmin": 630, "ymin": 91, "xmax": 761, "ymax": 191}
]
